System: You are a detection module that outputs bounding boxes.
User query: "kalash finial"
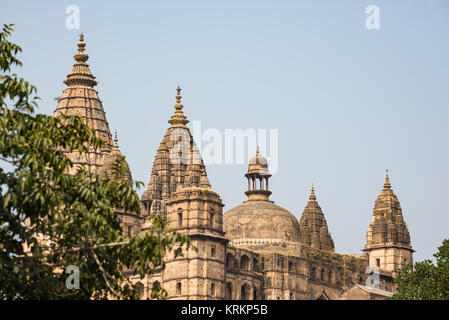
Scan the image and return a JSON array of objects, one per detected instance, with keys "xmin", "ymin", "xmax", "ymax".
[
  {"xmin": 384, "ymin": 169, "xmax": 391, "ymax": 189},
  {"xmin": 74, "ymin": 33, "xmax": 88, "ymax": 62},
  {"xmin": 168, "ymin": 86, "xmax": 189, "ymax": 126},
  {"xmin": 114, "ymin": 130, "xmax": 118, "ymax": 146},
  {"xmin": 309, "ymin": 184, "xmax": 317, "ymax": 201},
  {"xmin": 176, "ymin": 86, "xmax": 182, "ymax": 105}
]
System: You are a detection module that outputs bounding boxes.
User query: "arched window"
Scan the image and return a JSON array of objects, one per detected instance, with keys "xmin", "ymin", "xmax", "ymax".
[
  {"xmin": 241, "ymin": 283, "xmax": 251, "ymax": 300},
  {"xmin": 135, "ymin": 282, "xmax": 145, "ymax": 299},
  {"xmin": 210, "ymin": 283, "xmax": 216, "ymax": 297},
  {"xmin": 226, "ymin": 282, "xmax": 233, "ymax": 300},
  {"xmin": 321, "ymin": 269, "xmax": 326, "ymax": 281},
  {"xmin": 288, "ymin": 261, "xmax": 294, "ymax": 273},
  {"xmin": 253, "ymin": 258, "xmax": 259, "ymax": 271},
  {"xmin": 328, "ymin": 271, "xmax": 333, "ymax": 284},
  {"xmin": 240, "ymin": 255, "xmax": 250, "ymax": 270},
  {"xmin": 209, "ymin": 211, "xmax": 215, "ymax": 228},
  {"xmin": 226, "ymin": 253, "xmax": 234, "ymax": 268},
  {"xmin": 176, "ymin": 282, "xmax": 182, "ymax": 295},
  {"xmin": 149, "ymin": 281, "xmax": 161, "ymax": 299},
  {"xmin": 177, "ymin": 210, "xmax": 183, "ymax": 228}
]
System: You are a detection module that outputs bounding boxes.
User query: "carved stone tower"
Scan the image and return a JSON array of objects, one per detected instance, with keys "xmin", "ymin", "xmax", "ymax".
[
  {"xmin": 141, "ymin": 87, "xmax": 210, "ymax": 219},
  {"xmin": 151, "ymin": 88, "xmax": 227, "ymax": 299},
  {"xmin": 364, "ymin": 171, "xmax": 413, "ymax": 274},
  {"xmin": 53, "ymin": 34, "xmax": 113, "ymax": 175},
  {"xmin": 299, "ymin": 186, "xmax": 335, "ymax": 251}
]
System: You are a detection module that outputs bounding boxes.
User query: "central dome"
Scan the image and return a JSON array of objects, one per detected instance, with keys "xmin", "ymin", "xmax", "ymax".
[
  {"xmin": 223, "ymin": 148, "xmax": 301, "ymax": 245},
  {"xmin": 223, "ymin": 200, "xmax": 301, "ymax": 243}
]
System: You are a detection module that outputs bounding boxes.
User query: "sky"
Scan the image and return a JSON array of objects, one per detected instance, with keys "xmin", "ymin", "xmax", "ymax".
[{"xmin": 1, "ymin": 0, "xmax": 448, "ymax": 262}]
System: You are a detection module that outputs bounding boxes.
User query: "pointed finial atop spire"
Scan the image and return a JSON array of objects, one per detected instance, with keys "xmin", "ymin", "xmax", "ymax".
[
  {"xmin": 384, "ymin": 169, "xmax": 391, "ymax": 189},
  {"xmin": 168, "ymin": 85, "xmax": 189, "ymax": 126},
  {"xmin": 256, "ymin": 145, "xmax": 260, "ymax": 155},
  {"xmin": 176, "ymin": 86, "xmax": 182, "ymax": 105},
  {"xmin": 309, "ymin": 184, "xmax": 317, "ymax": 201},
  {"xmin": 74, "ymin": 33, "xmax": 88, "ymax": 62},
  {"xmin": 114, "ymin": 130, "xmax": 118, "ymax": 146},
  {"xmin": 64, "ymin": 33, "xmax": 97, "ymax": 88}
]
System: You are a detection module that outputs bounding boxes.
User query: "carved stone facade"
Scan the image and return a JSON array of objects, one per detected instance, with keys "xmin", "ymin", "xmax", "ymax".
[{"xmin": 55, "ymin": 35, "xmax": 414, "ymax": 300}]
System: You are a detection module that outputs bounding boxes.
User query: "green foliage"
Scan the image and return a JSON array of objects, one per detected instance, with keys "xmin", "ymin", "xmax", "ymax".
[
  {"xmin": 0, "ymin": 24, "xmax": 192, "ymax": 299},
  {"xmin": 392, "ymin": 239, "xmax": 449, "ymax": 300}
]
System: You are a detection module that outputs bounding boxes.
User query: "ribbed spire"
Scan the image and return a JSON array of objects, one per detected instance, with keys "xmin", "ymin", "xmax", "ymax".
[
  {"xmin": 54, "ymin": 34, "xmax": 113, "ymax": 175},
  {"xmin": 142, "ymin": 88, "xmax": 211, "ymax": 218},
  {"xmin": 299, "ymin": 185, "xmax": 335, "ymax": 251},
  {"xmin": 168, "ymin": 86, "xmax": 189, "ymax": 126},
  {"xmin": 364, "ymin": 171, "xmax": 412, "ymax": 249}
]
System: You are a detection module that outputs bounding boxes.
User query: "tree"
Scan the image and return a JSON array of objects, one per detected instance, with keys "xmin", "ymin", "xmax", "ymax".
[
  {"xmin": 392, "ymin": 239, "xmax": 449, "ymax": 300},
  {"xmin": 0, "ymin": 24, "xmax": 191, "ymax": 299}
]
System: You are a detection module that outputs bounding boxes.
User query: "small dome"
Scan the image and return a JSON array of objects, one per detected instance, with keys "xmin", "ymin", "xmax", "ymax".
[
  {"xmin": 223, "ymin": 200, "xmax": 301, "ymax": 243},
  {"xmin": 247, "ymin": 146, "xmax": 269, "ymax": 175}
]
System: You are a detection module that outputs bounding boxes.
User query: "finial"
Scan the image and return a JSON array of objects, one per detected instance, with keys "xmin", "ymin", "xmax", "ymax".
[
  {"xmin": 114, "ymin": 130, "xmax": 118, "ymax": 146},
  {"xmin": 256, "ymin": 145, "xmax": 260, "ymax": 155},
  {"xmin": 168, "ymin": 86, "xmax": 189, "ymax": 126},
  {"xmin": 176, "ymin": 86, "xmax": 182, "ymax": 104},
  {"xmin": 384, "ymin": 169, "xmax": 391, "ymax": 189},
  {"xmin": 74, "ymin": 33, "xmax": 88, "ymax": 62},
  {"xmin": 309, "ymin": 184, "xmax": 316, "ymax": 201}
]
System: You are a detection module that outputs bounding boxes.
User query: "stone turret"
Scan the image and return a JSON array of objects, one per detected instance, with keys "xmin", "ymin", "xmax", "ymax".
[
  {"xmin": 141, "ymin": 87, "xmax": 211, "ymax": 218},
  {"xmin": 98, "ymin": 131, "xmax": 133, "ymax": 184},
  {"xmin": 53, "ymin": 34, "xmax": 113, "ymax": 175},
  {"xmin": 363, "ymin": 171, "xmax": 413, "ymax": 274},
  {"xmin": 299, "ymin": 186, "xmax": 335, "ymax": 251}
]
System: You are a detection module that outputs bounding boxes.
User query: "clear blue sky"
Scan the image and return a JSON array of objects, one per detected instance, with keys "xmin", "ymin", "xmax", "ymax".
[{"xmin": 2, "ymin": 0, "xmax": 448, "ymax": 262}]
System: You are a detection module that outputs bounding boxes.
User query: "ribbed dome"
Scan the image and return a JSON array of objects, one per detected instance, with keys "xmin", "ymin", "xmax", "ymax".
[{"xmin": 223, "ymin": 200, "xmax": 301, "ymax": 244}]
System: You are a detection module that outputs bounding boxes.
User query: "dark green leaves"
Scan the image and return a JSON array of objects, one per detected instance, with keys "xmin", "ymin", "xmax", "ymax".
[
  {"xmin": 392, "ymin": 239, "xmax": 449, "ymax": 300},
  {"xmin": 0, "ymin": 24, "xmax": 191, "ymax": 300}
]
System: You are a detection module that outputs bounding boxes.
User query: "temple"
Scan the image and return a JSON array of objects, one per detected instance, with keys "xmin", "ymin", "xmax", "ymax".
[{"xmin": 53, "ymin": 35, "xmax": 414, "ymax": 300}]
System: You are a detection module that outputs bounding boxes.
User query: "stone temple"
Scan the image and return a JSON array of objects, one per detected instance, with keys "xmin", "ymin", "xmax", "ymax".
[{"xmin": 54, "ymin": 35, "xmax": 414, "ymax": 300}]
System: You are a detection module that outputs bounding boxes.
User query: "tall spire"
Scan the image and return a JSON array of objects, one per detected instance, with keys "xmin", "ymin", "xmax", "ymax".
[
  {"xmin": 168, "ymin": 86, "xmax": 189, "ymax": 127},
  {"xmin": 141, "ymin": 87, "xmax": 211, "ymax": 218},
  {"xmin": 299, "ymin": 185, "xmax": 335, "ymax": 251},
  {"xmin": 54, "ymin": 34, "xmax": 113, "ymax": 174},
  {"xmin": 364, "ymin": 171, "xmax": 413, "ymax": 272}
]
